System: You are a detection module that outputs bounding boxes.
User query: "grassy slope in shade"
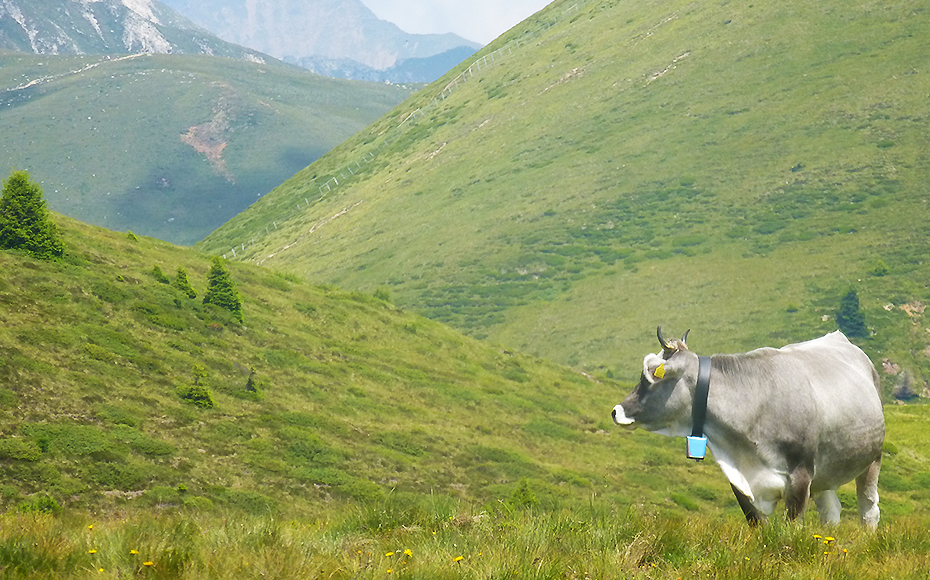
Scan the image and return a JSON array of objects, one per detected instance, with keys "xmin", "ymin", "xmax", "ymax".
[
  {"xmin": 197, "ymin": 0, "xmax": 930, "ymax": 381},
  {"xmin": 0, "ymin": 52, "xmax": 413, "ymax": 245}
]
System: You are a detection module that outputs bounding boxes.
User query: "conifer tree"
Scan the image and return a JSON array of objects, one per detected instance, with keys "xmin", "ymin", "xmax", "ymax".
[
  {"xmin": 0, "ymin": 170, "xmax": 64, "ymax": 260},
  {"xmin": 150, "ymin": 265, "xmax": 170, "ymax": 284},
  {"xmin": 173, "ymin": 266, "xmax": 197, "ymax": 299},
  {"xmin": 202, "ymin": 257, "xmax": 242, "ymax": 323},
  {"xmin": 836, "ymin": 289, "xmax": 868, "ymax": 338}
]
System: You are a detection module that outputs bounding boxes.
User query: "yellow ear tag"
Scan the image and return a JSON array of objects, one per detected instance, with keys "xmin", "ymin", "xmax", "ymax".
[{"xmin": 654, "ymin": 364, "xmax": 665, "ymax": 379}]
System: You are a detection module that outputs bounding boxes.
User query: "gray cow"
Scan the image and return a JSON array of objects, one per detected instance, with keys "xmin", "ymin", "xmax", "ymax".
[{"xmin": 612, "ymin": 328, "xmax": 884, "ymax": 527}]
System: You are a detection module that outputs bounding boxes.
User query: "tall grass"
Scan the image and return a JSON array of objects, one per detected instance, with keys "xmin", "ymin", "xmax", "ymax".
[{"xmin": 3, "ymin": 500, "xmax": 929, "ymax": 579}]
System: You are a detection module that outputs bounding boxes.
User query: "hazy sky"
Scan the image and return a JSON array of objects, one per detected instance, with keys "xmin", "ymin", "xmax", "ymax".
[{"xmin": 360, "ymin": 0, "xmax": 553, "ymax": 45}]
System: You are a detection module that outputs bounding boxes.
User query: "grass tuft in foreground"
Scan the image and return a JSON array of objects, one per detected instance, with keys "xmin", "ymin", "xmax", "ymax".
[{"xmin": 2, "ymin": 500, "xmax": 929, "ymax": 579}]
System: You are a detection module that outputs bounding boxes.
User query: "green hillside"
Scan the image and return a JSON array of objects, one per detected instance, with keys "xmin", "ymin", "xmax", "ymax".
[
  {"xmin": 198, "ymin": 0, "xmax": 930, "ymax": 383},
  {"xmin": 2, "ymin": 215, "xmax": 930, "ymax": 578},
  {"xmin": 0, "ymin": 51, "xmax": 413, "ymax": 245},
  {"xmin": 0, "ymin": 212, "xmax": 726, "ymax": 517}
]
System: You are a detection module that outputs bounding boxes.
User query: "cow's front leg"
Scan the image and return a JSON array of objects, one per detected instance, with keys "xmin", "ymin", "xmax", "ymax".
[
  {"xmin": 813, "ymin": 490, "xmax": 841, "ymax": 525},
  {"xmin": 730, "ymin": 484, "xmax": 764, "ymax": 526},
  {"xmin": 785, "ymin": 465, "xmax": 812, "ymax": 521}
]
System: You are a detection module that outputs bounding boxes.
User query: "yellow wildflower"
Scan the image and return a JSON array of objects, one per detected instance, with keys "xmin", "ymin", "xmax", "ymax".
[
  {"xmin": 130, "ymin": 550, "xmax": 139, "ymax": 555},
  {"xmin": 143, "ymin": 561, "xmax": 154, "ymax": 567},
  {"xmin": 385, "ymin": 551, "xmax": 395, "ymax": 557},
  {"xmin": 813, "ymin": 534, "xmax": 822, "ymax": 540},
  {"xmin": 453, "ymin": 556, "xmax": 464, "ymax": 562},
  {"xmin": 88, "ymin": 549, "xmax": 97, "ymax": 554},
  {"xmin": 404, "ymin": 549, "xmax": 412, "ymax": 557}
]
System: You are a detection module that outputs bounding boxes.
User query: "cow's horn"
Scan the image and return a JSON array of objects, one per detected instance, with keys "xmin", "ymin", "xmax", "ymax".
[
  {"xmin": 657, "ymin": 326, "xmax": 671, "ymax": 350},
  {"xmin": 681, "ymin": 329, "xmax": 690, "ymax": 347}
]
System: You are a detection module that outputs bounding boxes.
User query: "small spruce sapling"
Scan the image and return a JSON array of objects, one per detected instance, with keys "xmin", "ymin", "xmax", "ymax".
[
  {"xmin": 191, "ymin": 364, "xmax": 208, "ymax": 386},
  {"xmin": 245, "ymin": 368, "xmax": 259, "ymax": 392},
  {"xmin": 0, "ymin": 170, "xmax": 64, "ymax": 260},
  {"xmin": 151, "ymin": 265, "xmax": 170, "ymax": 284},
  {"xmin": 176, "ymin": 364, "xmax": 215, "ymax": 408},
  {"xmin": 203, "ymin": 257, "xmax": 243, "ymax": 323},
  {"xmin": 173, "ymin": 266, "xmax": 197, "ymax": 298}
]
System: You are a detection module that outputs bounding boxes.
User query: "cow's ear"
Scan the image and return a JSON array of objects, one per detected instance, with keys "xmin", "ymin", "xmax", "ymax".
[
  {"xmin": 643, "ymin": 351, "xmax": 688, "ymax": 384},
  {"xmin": 643, "ymin": 353, "xmax": 667, "ymax": 384}
]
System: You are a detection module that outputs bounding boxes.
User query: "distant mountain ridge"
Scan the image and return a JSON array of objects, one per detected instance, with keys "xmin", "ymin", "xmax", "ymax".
[
  {"xmin": 295, "ymin": 46, "xmax": 479, "ymax": 84},
  {"xmin": 159, "ymin": 0, "xmax": 481, "ymax": 81},
  {"xmin": 0, "ymin": 0, "xmax": 266, "ymax": 60}
]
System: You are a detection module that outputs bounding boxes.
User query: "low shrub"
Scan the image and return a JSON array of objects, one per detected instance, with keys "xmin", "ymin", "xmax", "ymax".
[
  {"xmin": 176, "ymin": 385, "xmax": 215, "ymax": 409},
  {"xmin": 15, "ymin": 495, "xmax": 60, "ymax": 514},
  {"xmin": 0, "ymin": 438, "xmax": 41, "ymax": 461}
]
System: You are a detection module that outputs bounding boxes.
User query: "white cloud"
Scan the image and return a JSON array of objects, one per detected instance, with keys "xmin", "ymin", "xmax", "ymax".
[{"xmin": 361, "ymin": 0, "xmax": 552, "ymax": 44}]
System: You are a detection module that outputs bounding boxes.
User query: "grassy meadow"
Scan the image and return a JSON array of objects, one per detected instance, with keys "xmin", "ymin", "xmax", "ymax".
[
  {"xmin": 3, "ymin": 501, "xmax": 930, "ymax": 579},
  {"xmin": 197, "ymin": 0, "xmax": 930, "ymax": 383},
  {"xmin": 4, "ymin": 0, "xmax": 930, "ymax": 576}
]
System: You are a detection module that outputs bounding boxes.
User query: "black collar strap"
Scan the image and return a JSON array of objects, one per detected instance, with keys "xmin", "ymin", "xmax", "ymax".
[{"xmin": 691, "ymin": 355, "xmax": 712, "ymax": 438}]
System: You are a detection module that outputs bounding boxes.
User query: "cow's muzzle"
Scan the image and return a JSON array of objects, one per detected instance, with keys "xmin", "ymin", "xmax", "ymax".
[{"xmin": 612, "ymin": 405, "xmax": 637, "ymax": 430}]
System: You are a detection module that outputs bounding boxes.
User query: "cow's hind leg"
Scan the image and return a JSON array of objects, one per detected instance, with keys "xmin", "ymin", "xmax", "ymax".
[
  {"xmin": 730, "ymin": 484, "xmax": 764, "ymax": 526},
  {"xmin": 856, "ymin": 458, "xmax": 881, "ymax": 529},
  {"xmin": 813, "ymin": 490, "xmax": 841, "ymax": 525},
  {"xmin": 785, "ymin": 466, "xmax": 812, "ymax": 522}
]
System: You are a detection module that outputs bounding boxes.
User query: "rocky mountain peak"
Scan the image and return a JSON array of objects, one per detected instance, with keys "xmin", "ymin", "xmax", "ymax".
[
  {"xmin": 0, "ymin": 0, "xmax": 266, "ymax": 60},
  {"xmin": 159, "ymin": 0, "xmax": 480, "ymax": 71}
]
